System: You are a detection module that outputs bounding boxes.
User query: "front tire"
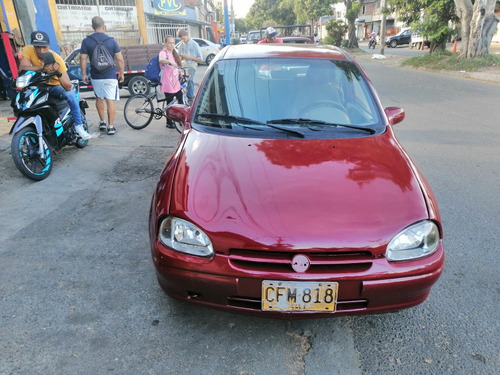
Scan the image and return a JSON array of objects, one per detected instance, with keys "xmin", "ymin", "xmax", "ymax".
[
  {"xmin": 128, "ymin": 76, "xmax": 150, "ymax": 96},
  {"xmin": 11, "ymin": 126, "xmax": 52, "ymax": 181},
  {"xmin": 205, "ymin": 54, "xmax": 215, "ymax": 65},
  {"xmin": 124, "ymin": 94, "xmax": 154, "ymax": 129},
  {"xmin": 390, "ymin": 40, "xmax": 398, "ymax": 48}
]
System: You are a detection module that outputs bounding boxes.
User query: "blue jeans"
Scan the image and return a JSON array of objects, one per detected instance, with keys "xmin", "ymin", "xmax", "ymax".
[
  {"xmin": 47, "ymin": 85, "xmax": 83, "ymax": 125},
  {"xmin": 186, "ymin": 67, "xmax": 196, "ymax": 99}
]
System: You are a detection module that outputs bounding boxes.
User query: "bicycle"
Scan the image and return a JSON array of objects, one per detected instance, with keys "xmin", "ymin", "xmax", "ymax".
[{"xmin": 123, "ymin": 67, "xmax": 189, "ymax": 133}]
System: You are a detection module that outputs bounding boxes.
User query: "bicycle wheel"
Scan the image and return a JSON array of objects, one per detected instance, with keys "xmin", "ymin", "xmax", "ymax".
[{"xmin": 124, "ymin": 94, "xmax": 154, "ymax": 130}]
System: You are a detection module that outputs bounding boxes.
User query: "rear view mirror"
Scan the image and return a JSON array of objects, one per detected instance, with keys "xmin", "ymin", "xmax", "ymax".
[
  {"xmin": 167, "ymin": 104, "xmax": 189, "ymax": 124},
  {"xmin": 384, "ymin": 107, "xmax": 405, "ymax": 125}
]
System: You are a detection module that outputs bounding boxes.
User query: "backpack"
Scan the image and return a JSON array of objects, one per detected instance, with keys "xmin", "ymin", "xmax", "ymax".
[
  {"xmin": 145, "ymin": 55, "xmax": 162, "ymax": 83},
  {"xmin": 88, "ymin": 35, "xmax": 115, "ymax": 73}
]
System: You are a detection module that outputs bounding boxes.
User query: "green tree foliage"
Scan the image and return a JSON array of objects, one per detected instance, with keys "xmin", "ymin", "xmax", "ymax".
[
  {"xmin": 292, "ymin": 0, "xmax": 336, "ymax": 25},
  {"xmin": 326, "ymin": 19, "xmax": 349, "ymax": 46},
  {"xmin": 244, "ymin": 0, "xmax": 337, "ymax": 29},
  {"xmin": 245, "ymin": 0, "xmax": 295, "ymax": 30},
  {"xmin": 387, "ymin": 0, "xmax": 457, "ymax": 53}
]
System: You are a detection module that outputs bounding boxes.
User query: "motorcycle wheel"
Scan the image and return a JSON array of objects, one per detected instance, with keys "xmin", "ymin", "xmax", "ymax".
[{"xmin": 11, "ymin": 126, "xmax": 52, "ymax": 181}]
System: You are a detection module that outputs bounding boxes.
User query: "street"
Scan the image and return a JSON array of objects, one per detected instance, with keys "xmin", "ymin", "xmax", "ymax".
[{"xmin": 0, "ymin": 57, "xmax": 499, "ymax": 375}]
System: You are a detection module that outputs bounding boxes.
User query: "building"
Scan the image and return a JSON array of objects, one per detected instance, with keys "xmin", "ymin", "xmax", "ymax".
[{"xmin": 0, "ymin": 0, "xmax": 220, "ymax": 58}]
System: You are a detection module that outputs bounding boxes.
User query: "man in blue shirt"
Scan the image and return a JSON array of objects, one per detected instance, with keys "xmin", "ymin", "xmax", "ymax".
[
  {"xmin": 176, "ymin": 29, "xmax": 203, "ymax": 104},
  {"xmin": 80, "ymin": 16, "xmax": 124, "ymax": 135}
]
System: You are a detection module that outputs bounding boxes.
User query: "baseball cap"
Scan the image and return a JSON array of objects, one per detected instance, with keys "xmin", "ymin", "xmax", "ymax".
[
  {"xmin": 31, "ymin": 31, "xmax": 50, "ymax": 46},
  {"xmin": 266, "ymin": 27, "xmax": 278, "ymax": 37}
]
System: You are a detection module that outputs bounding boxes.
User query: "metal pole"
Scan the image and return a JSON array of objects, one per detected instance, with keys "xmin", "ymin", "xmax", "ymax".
[
  {"xmin": 379, "ymin": 0, "xmax": 386, "ymax": 55},
  {"xmin": 224, "ymin": 0, "xmax": 230, "ymax": 45}
]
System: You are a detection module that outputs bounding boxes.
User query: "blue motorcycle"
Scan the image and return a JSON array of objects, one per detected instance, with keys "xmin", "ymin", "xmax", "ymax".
[{"xmin": 9, "ymin": 60, "xmax": 89, "ymax": 181}]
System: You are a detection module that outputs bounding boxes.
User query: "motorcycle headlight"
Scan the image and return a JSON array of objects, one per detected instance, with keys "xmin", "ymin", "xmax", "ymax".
[
  {"xmin": 16, "ymin": 72, "xmax": 35, "ymax": 89},
  {"xmin": 386, "ymin": 220, "xmax": 440, "ymax": 261},
  {"xmin": 158, "ymin": 217, "xmax": 213, "ymax": 257}
]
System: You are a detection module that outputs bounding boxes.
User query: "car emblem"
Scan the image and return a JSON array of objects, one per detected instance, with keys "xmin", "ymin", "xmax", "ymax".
[{"xmin": 291, "ymin": 254, "xmax": 310, "ymax": 273}]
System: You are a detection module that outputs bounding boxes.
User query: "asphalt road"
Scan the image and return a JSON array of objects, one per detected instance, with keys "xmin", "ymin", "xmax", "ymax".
[{"xmin": 0, "ymin": 57, "xmax": 499, "ymax": 375}]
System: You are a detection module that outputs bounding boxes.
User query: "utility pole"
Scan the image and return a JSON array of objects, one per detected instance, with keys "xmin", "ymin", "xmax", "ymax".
[
  {"xmin": 224, "ymin": 0, "xmax": 230, "ymax": 46},
  {"xmin": 379, "ymin": 0, "xmax": 386, "ymax": 55}
]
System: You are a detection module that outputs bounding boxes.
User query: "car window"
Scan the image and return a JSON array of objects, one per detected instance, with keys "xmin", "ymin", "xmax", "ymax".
[
  {"xmin": 195, "ymin": 58, "xmax": 382, "ymax": 137},
  {"xmin": 196, "ymin": 39, "xmax": 208, "ymax": 47}
]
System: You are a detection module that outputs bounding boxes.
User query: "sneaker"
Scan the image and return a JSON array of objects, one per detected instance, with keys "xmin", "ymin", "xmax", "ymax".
[
  {"xmin": 99, "ymin": 121, "xmax": 107, "ymax": 131},
  {"xmin": 75, "ymin": 124, "xmax": 91, "ymax": 140},
  {"xmin": 166, "ymin": 118, "xmax": 174, "ymax": 128},
  {"xmin": 107, "ymin": 125, "xmax": 116, "ymax": 135}
]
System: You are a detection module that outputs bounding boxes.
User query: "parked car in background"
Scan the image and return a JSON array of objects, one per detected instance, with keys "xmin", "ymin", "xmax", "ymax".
[
  {"xmin": 175, "ymin": 37, "xmax": 221, "ymax": 65},
  {"xmin": 409, "ymin": 32, "xmax": 431, "ymax": 49},
  {"xmin": 386, "ymin": 28, "xmax": 412, "ymax": 48},
  {"xmin": 66, "ymin": 44, "xmax": 163, "ymax": 95},
  {"xmin": 150, "ymin": 44, "xmax": 445, "ymax": 318},
  {"xmin": 282, "ymin": 36, "xmax": 313, "ymax": 44},
  {"xmin": 247, "ymin": 30, "xmax": 263, "ymax": 44}
]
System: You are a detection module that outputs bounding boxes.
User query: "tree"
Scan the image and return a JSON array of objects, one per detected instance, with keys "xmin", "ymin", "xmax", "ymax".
[
  {"xmin": 244, "ymin": 0, "xmax": 299, "ymax": 30},
  {"xmin": 388, "ymin": 0, "xmax": 457, "ymax": 53},
  {"xmin": 345, "ymin": 0, "xmax": 361, "ymax": 48},
  {"xmin": 292, "ymin": 0, "xmax": 335, "ymax": 26},
  {"xmin": 326, "ymin": 19, "xmax": 349, "ymax": 46},
  {"xmin": 454, "ymin": 0, "xmax": 499, "ymax": 57}
]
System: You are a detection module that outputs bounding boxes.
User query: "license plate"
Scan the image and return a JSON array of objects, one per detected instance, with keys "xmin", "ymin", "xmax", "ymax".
[{"xmin": 261, "ymin": 280, "xmax": 338, "ymax": 312}]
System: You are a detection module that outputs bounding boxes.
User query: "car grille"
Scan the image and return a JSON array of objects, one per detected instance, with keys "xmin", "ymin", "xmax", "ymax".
[
  {"xmin": 228, "ymin": 249, "xmax": 374, "ymax": 274},
  {"xmin": 227, "ymin": 296, "xmax": 368, "ymax": 312}
]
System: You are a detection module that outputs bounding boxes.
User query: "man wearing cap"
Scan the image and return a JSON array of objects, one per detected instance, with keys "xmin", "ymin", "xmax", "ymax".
[
  {"xmin": 19, "ymin": 31, "xmax": 91, "ymax": 140},
  {"xmin": 176, "ymin": 29, "xmax": 203, "ymax": 103},
  {"xmin": 258, "ymin": 27, "xmax": 283, "ymax": 44}
]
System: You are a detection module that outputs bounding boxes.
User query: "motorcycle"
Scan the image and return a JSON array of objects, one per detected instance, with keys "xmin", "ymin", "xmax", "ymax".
[
  {"xmin": 9, "ymin": 53, "xmax": 90, "ymax": 181},
  {"xmin": 368, "ymin": 37, "xmax": 377, "ymax": 49}
]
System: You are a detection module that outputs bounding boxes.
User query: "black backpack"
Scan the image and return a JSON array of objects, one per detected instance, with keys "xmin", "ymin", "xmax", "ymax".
[{"xmin": 88, "ymin": 35, "xmax": 115, "ymax": 73}]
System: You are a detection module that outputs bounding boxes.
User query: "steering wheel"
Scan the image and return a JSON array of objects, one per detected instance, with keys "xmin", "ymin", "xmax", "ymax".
[{"xmin": 300, "ymin": 100, "xmax": 350, "ymax": 122}]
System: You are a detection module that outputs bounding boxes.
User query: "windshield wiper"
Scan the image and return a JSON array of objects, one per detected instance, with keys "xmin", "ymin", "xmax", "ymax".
[
  {"xmin": 198, "ymin": 113, "xmax": 265, "ymax": 126},
  {"xmin": 196, "ymin": 113, "xmax": 265, "ymax": 131},
  {"xmin": 268, "ymin": 118, "xmax": 376, "ymax": 134},
  {"xmin": 197, "ymin": 113, "xmax": 304, "ymax": 137}
]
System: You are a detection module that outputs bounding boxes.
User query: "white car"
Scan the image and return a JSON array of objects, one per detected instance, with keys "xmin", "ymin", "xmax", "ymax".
[{"xmin": 176, "ymin": 37, "xmax": 221, "ymax": 65}]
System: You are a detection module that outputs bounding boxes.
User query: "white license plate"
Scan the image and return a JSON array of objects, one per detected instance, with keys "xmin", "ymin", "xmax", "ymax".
[{"xmin": 261, "ymin": 280, "xmax": 338, "ymax": 312}]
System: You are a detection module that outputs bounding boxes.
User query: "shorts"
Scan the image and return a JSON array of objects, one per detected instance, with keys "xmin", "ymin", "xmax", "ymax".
[{"xmin": 92, "ymin": 79, "xmax": 119, "ymax": 100}]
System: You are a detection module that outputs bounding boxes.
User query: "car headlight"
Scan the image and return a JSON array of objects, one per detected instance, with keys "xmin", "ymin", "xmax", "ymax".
[
  {"xmin": 158, "ymin": 217, "xmax": 213, "ymax": 257},
  {"xmin": 386, "ymin": 220, "xmax": 440, "ymax": 261}
]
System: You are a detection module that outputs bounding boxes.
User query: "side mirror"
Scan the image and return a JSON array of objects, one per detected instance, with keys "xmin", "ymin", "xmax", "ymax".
[
  {"xmin": 384, "ymin": 107, "xmax": 405, "ymax": 126},
  {"xmin": 166, "ymin": 104, "xmax": 189, "ymax": 125}
]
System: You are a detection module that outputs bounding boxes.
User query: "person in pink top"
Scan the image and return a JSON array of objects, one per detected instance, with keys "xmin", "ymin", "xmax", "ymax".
[
  {"xmin": 158, "ymin": 35, "xmax": 184, "ymax": 105},
  {"xmin": 258, "ymin": 27, "xmax": 283, "ymax": 44}
]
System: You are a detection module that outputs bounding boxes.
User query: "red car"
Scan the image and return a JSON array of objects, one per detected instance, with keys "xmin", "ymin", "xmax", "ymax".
[{"xmin": 149, "ymin": 44, "xmax": 444, "ymax": 318}]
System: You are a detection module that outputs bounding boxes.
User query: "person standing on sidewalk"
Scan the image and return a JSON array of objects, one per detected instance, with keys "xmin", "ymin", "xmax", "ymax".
[
  {"xmin": 80, "ymin": 16, "xmax": 124, "ymax": 135},
  {"xmin": 176, "ymin": 29, "xmax": 203, "ymax": 104},
  {"xmin": 19, "ymin": 31, "xmax": 91, "ymax": 140}
]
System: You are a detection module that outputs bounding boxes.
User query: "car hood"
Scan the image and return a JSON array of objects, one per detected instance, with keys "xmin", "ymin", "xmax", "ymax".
[{"xmin": 168, "ymin": 131, "xmax": 428, "ymax": 251}]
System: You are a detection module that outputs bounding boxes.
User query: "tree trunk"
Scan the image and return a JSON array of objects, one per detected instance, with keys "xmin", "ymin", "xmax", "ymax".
[
  {"xmin": 455, "ymin": 0, "xmax": 497, "ymax": 58},
  {"xmin": 345, "ymin": 0, "xmax": 358, "ymax": 48},
  {"xmin": 454, "ymin": 0, "xmax": 473, "ymax": 58}
]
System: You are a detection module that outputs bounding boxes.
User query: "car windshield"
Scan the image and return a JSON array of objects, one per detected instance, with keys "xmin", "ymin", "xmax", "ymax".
[{"xmin": 194, "ymin": 58, "xmax": 383, "ymax": 138}]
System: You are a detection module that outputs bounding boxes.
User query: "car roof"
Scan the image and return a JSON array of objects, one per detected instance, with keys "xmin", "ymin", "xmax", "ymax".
[{"xmin": 219, "ymin": 44, "xmax": 351, "ymax": 61}]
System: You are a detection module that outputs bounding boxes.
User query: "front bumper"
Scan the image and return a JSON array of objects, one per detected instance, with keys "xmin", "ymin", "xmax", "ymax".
[{"xmin": 151, "ymin": 241, "xmax": 444, "ymax": 319}]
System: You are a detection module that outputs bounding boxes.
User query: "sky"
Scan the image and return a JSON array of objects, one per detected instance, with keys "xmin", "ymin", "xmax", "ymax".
[{"xmin": 231, "ymin": 0, "xmax": 255, "ymax": 18}]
